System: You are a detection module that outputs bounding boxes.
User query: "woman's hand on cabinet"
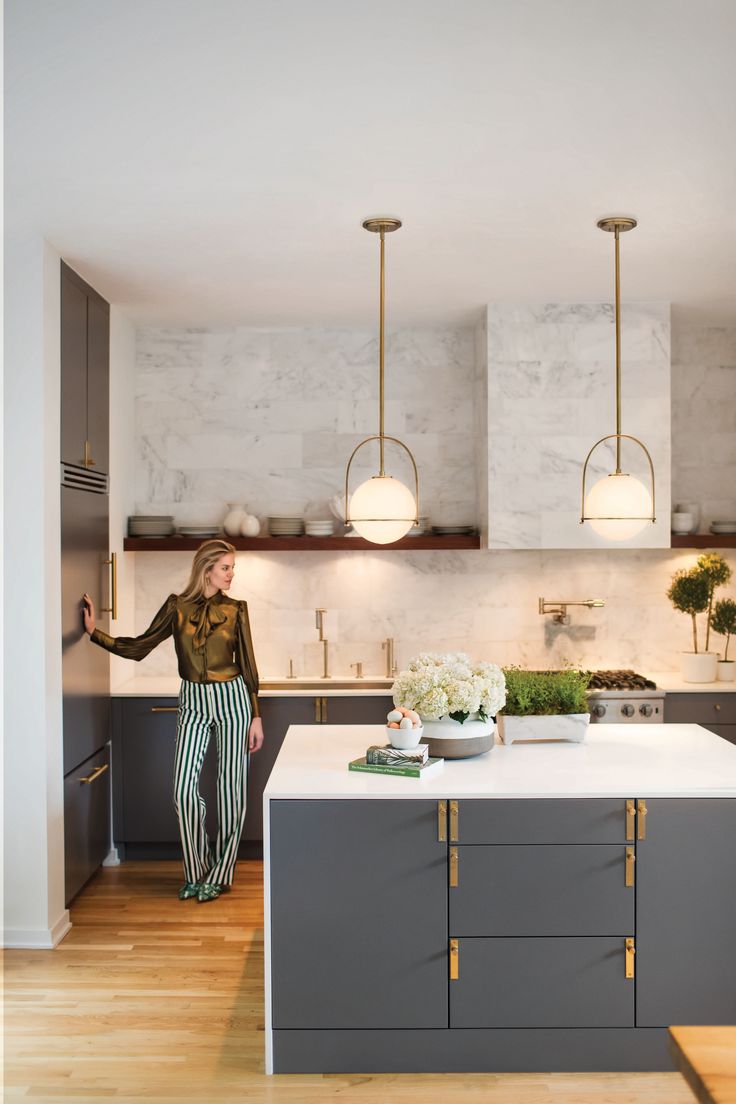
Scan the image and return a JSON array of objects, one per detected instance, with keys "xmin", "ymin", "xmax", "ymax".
[
  {"xmin": 249, "ymin": 716, "xmax": 264, "ymax": 753},
  {"xmin": 82, "ymin": 593, "xmax": 96, "ymax": 636}
]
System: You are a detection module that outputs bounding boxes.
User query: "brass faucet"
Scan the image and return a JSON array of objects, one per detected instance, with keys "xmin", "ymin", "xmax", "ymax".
[
  {"xmin": 315, "ymin": 608, "xmax": 330, "ymax": 678},
  {"xmin": 382, "ymin": 636, "xmax": 397, "ymax": 678},
  {"xmin": 538, "ymin": 597, "xmax": 605, "ymax": 626}
]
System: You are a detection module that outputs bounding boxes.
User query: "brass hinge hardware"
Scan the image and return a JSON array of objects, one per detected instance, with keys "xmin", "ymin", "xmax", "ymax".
[
  {"xmin": 449, "ymin": 800, "xmax": 459, "ymax": 842},
  {"xmin": 625, "ymin": 799, "xmax": 636, "ymax": 840},
  {"xmin": 315, "ymin": 697, "xmax": 322, "ymax": 722},
  {"xmin": 637, "ymin": 799, "xmax": 648, "ymax": 839},
  {"xmin": 450, "ymin": 938, "xmax": 459, "ymax": 980},
  {"xmin": 625, "ymin": 937, "xmax": 636, "ymax": 979},
  {"xmin": 625, "ymin": 846, "xmax": 635, "ymax": 887},
  {"xmin": 449, "ymin": 846, "xmax": 459, "ymax": 887},
  {"xmin": 437, "ymin": 800, "xmax": 447, "ymax": 842},
  {"xmin": 78, "ymin": 763, "xmax": 109, "ymax": 785}
]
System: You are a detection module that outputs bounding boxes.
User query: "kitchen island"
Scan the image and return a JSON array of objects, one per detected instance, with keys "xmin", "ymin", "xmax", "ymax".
[{"xmin": 264, "ymin": 723, "xmax": 736, "ymax": 1074}]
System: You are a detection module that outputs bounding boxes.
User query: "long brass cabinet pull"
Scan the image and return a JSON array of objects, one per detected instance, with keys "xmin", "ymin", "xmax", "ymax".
[
  {"xmin": 101, "ymin": 552, "xmax": 118, "ymax": 620},
  {"xmin": 321, "ymin": 697, "xmax": 328, "ymax": 722},
  {"xmin": 437, "ymin": 800, "xmax": 447, "ymax": 842},
  {"xmin": 625, "ymin": 799, "xmax": 636, "ymax": 840},
  {"xmin": 449, "ymin": 846, "xmax": 459, "ymax": 887},
  {"xmin": 625, "ymin": 937, "xmax": 635, "ymax": 979},
  {"xmin": 625, "ymin": 846, "xmax": 635, "ymax": 887},
  {"xmin": 449, "ymin": 800, "xmax": 459, "ymax": 842},
  {"xmin": 78, "ymin": 763, "xmax": 109, "ymax": 784},
  {"xmin": 151, "ymin": 706, "xmax": 178, "ymax": 713},
  {"xmin": 450, "ymin": 938, "xmax": 459, "ymax": 980},
  {"xmin": 637, "ymin": 799, "xmax": 648, "ymax": 839},
  {"xmin": 315, "ymin": 697, "xmax": 322, "ymax": 723}
]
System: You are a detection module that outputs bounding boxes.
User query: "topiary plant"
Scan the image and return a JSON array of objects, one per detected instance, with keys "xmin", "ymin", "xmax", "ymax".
[
  {"xmin": 667, "ymin": 568, "xmax": 710, "ymax": 653},
  {"xmin": 697, "ymin": 553, "xmax": 733, "ymax": 652},
  {"xmin": 710, "ymin": 598, "xmax": 736, "ymax": 662}
]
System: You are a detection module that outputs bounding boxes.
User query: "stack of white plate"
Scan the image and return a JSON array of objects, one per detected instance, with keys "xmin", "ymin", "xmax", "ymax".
[
  {"xmin": 128, "ymin": 515, "xmax": 175, "ymax": 537},
  {"xmin": 305, "ymin": 520, "xmax": 334, "ymax": 537},
  {"xmin": 178, "ymin": 525, "xmax": 221, "ymax": 538},
  {"xmin": 710, "ymin": 520, "xmax": 736, "ymax": 534},
  {"xmin": 268, "ymin": 516, "xmax": 305, "ymax": 537},
  {"xmin": 432, "ymin": 524, "xmax": 477, "ymax": 536}
]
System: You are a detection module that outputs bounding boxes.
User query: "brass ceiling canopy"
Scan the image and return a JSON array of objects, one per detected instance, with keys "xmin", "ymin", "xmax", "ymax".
[
  {"xmin": 596, "ymin": 216, "xmax": 638, "ymax": 234},
  {"xmin": 362, "ymin": 217, "xmax": 402, "ymax": 234}
]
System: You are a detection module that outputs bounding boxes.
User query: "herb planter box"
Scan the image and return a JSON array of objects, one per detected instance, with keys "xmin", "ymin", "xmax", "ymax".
[{"xmin": 497, "ymin": 712, "xmax": 590, "ymax": 746}]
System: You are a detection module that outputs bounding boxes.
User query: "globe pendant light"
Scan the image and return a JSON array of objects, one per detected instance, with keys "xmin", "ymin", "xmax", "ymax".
[
  {"xmin": 581, "ymin": 217, "xmax": 656, "ymax": 540},
  {"xmin": 344, "ymin": 217, "xmax": 419, "ymax": 545}
]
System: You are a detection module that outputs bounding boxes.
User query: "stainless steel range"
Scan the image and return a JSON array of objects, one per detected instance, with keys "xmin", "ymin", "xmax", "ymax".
[{"xmin": 587, "ymin": 670, "xmax": 664, "ymax": 723}]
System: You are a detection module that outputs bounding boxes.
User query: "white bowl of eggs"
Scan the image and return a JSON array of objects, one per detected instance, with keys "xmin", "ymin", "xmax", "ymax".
[{"xmin": 386, "ymin": 707, "xmax": 423, "ymax": 749}]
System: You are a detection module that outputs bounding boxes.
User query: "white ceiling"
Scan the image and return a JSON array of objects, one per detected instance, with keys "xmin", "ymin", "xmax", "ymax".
[{"xmin": 6, "ymin": 0, "xmax": 736, "ymax": 328}]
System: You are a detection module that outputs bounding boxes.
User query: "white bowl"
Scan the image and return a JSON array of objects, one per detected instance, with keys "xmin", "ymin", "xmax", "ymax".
[{"xmin": 386, "ymin": 724, "xmax": 423, "ymax": 750}]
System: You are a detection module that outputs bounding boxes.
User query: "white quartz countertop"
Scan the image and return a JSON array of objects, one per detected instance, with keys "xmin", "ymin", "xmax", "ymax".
[
  {"xmin": 264, "ymin": 723, "xmax": 736, "ymax": 800},
  {"xmin": 645, "ymin": 672, "xmax": 736, "ymax": 692},
  {"xmin": 110, "ymin": 676, "xmax": 393, "ymax": 698}
]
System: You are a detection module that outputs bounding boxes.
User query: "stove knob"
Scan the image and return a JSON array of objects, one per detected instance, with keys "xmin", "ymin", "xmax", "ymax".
[
  {"xmin": 639, "ymin": 703, "xmax": 653, "ymax": 718},
  {"xmin": 621, "ymin": 703, "xmax": 635, "ymax": 718},
  {"xmin": 592, "ymin": 704, "xmax": 607, "ymax": 718}
]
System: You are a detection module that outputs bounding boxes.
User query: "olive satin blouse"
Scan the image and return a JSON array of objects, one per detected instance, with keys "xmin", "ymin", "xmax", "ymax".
[{"xmin": 91, "ymin": 592, "xmax": 260, "ymax": 716}]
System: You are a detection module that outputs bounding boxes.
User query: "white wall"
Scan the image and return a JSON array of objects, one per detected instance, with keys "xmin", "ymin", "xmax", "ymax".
[{"xmin": 3, "ymin": 234, "xmax": 69, "ymax": 947}]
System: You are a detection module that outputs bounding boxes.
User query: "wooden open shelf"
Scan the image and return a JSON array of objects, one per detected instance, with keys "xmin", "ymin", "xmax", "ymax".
[
  {"xmin": 124, "ymin": 534, "xmax": 482, "ymax": 552},
  {"xmin": 670, "ymin": 534, "xmax": 736, "ymax": 549}
]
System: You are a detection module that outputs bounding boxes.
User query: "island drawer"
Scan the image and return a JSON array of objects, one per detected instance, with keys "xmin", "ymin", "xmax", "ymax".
[
  {"xmin": 450, "ymin": 937, "xmax": 634, "ymax": 1028},
  {"xmin": 452, "ymin": 799, "xmax": 630, "ymax": 844},
  {"xmin": 449, "ymin": 845, "xmax": 634, "ymax": 936},
  {"xmin": 663, "ymin": 693, "xmax": 736, "ymax": 725}
]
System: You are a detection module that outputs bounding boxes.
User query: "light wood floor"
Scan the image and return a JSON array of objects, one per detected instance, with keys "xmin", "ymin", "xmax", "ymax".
[{"xmin": 4, "ymin": 860, "xmax": 694, "ymax": 1103}]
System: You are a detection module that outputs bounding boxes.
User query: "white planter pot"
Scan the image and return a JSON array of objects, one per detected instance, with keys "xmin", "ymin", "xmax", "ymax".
[
  {"xmin": 420, "ymin": 716, "xmax": 495, "ymax": 759},
  {"xmin": 680, "ymin": 652, "xmax": 718, "ymax": 683},
  {"xmin": 497, "ymin": 713, "xmax": 590, "ymax": 746},
  {"xmin": 717, "ymin": 660, "xmax": 735, "ymax": 683}
]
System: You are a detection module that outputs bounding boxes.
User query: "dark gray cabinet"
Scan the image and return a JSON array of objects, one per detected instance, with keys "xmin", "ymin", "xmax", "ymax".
[
  {"xmin": 64, "ymin": 745, "xmax": 111, "ymax": 905},
  {"xmin": 270, "ymin": 799, "xmax": 447, "ymax": 1029},
  {"xmin": 664, "ymin": 691, "xmax": 736, "ymax": 744},
  {"xmin": 61, "ymin": 262, "xmax": 109, "ymax": 472},
  {"xmin": 320, "ymin": 694, "xmax": 393, "ymax": 724},
  {"xmin": 636, "ymin": 798, "xmax": 736, "ymax": 1025}
]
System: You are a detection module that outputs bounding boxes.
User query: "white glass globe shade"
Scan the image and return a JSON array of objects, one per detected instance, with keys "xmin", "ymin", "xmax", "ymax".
[
  {"xmin": 584, "ymin": 472, "xmax": 653, "ymax": 540},
  {"xmin": 349, "ymin": 476, "xmax": 416, "ymax": 545}
]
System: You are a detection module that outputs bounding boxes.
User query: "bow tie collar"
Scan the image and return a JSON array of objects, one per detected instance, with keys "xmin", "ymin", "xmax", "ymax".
[{"xmin": 190, "ymin": 594, "xmax": 228, "ymax": 653}]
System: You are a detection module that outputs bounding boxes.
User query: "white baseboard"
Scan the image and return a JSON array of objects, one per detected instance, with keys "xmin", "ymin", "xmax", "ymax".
[
  {"xmin": 103, "ymin": 847, "xmax": 121, "ymax": 866},
  {"xmin": 3, "ymin": 909, "xmax": 72, "ymax": 949}
]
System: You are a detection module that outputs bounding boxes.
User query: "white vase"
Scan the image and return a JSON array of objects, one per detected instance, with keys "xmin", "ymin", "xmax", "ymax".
[
  {"xmin": 717, "ymin": 660, "xmax": 735, "ymax": 683},
  {"xmin": 240, "ymin": 512, "xmax": 261, "ymax": 537},
  {"xmin": 680, "ymin": 652, "xmax": 718, "ymax": 683},
  {"xmin": 223, "ymin": 503, "xmax": 247, "ymax": 536},
  {"xmin": 497, "ymin": 713, "xmax": 590, "ymax": 746},
  {"xmin": 420, "ymin": 715, "xmax": 495, "ymax": 759}
]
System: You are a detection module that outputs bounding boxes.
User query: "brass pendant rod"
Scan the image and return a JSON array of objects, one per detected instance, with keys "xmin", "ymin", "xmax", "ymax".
[
  {"xmin": 614, "ymin": 227, "xmax": 622, "ymax": 473},
  {"xmin": 378, "ymin": 230, "xmax": 386, "ymax": 476}
]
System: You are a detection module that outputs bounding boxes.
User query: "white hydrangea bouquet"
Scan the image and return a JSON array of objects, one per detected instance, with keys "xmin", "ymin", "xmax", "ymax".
[{"xmin": 392, "ymin": 651, "xmax": 506, "ymax": 724}]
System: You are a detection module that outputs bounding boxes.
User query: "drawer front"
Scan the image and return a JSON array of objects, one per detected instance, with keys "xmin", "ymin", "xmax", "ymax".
[
  {"xmin": 450, "ymin": 845, "xmax": 634, "ymax": 936},
  {"xmin": 64, "ymin": 745, "xmax": 111, "ymax": 904},
  {"xmin": 455, "ymin": 799, "xmax": 629, "ymax": 844},
  {"xmin": 450, "ymin": 937, "xmax": 634, "ymax": 1028},
  {"xmin": 664, "ymin": 693, "xmax": 736, "ymax": 725}
]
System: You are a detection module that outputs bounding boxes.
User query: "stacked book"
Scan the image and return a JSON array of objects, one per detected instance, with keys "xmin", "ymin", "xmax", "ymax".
[{"xmin": 348, "ymin": 744, "xmax": 443, "ymax": 778}]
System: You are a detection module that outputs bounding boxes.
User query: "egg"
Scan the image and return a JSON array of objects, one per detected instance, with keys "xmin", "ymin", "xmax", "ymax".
[
  {"xmin": 407, "ymin": 710, "xmax": 420, "ymax": 724},
  {"xmin": 399, "ymin": 717, "xmax": 413, "ymax": 730},
  {"xmin": 398, "ymin": 707, "xmax": 411, "ymax": 716},
  {"xmin": 387, "ymin": 709, "xmax": 403, "ymax": 723},
  {"xmin": 388, "ymin": 721, "xmax": 400, "ymax": 729}
]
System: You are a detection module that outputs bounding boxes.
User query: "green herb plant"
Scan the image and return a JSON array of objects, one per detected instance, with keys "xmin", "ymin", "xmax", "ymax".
[
  {"xmin": 501, "ymin": 667, "xmax": 591, "ymax": 717},
  {"xmin": 710, "ymin": 598, "xmax": 736, "ymax": 662}
]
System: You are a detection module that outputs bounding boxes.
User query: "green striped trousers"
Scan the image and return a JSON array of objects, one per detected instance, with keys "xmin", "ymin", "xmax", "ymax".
[{"xmin": 174, "ymin": 677, "xmax": 251, "ymax": 886}]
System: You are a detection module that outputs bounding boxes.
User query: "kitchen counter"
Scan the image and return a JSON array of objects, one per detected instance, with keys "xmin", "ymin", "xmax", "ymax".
[
  {"xmin": 110, "ymin": 676, "xmax": 393, "ymax": 698},
  {"xmin": 646, "ymin": 671, "xmax": 736, "ymax": 692},
  {"xmin": 264, "ymin": 723, "xmax": 736, "ymax": 800}
]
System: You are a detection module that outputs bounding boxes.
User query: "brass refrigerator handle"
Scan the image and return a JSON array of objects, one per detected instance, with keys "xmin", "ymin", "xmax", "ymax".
[
  {"xmin": 78, "ymin": 763, "xmax": 109, "ymax": 784},
  {"xmin": 625, "ymin": 799, "xmax": 636, "ymax": 840},
  {"xmin": 100, "ymin": 552, "xmax": 117, "ymax": 620},
  {"xmin": 83, "ymin": 439, "xmax": 96, "ymax": 468}
]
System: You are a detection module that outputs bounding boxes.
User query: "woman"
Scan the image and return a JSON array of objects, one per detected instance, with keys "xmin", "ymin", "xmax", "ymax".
[{"xmin": 82, "ymin": 539, "xmax": 263, "ymax": 903}]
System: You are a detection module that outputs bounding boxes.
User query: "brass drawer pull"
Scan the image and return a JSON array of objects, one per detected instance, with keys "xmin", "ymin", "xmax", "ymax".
[
  {"xmin": 322, "ymin": 697, "xmax": 328, "ymax": 723},
  {"xmin": 625, "ymin": 799, "xmax": 636, "ymax": 840},
  {"xmin": 637, "ymin": 799, "xmax": 648, "ymax": 840},
  {"xmin": 151, "ymin": 707, "xmax": 178, "ymax": 713},
  {"xmin": 625, "ymin": 937, "xmax": 635, "ymax": 979},
  {"xmin": 449, "ymin": 799, "xmax": 459, "ymax": 842},
  {"xmin": 315, "ymin": 697, "xmax": 322, "ymax": 722},
  {"xmin": 450, "ymin": 938, "xmax": 459, "ymax": 980},
  {"xmin": 78, "ymin": 763, "xmax": 109, "ymax": 784},
  {"xmin": 625, "ymin": 846, "xmax": 635, "ymax": 887},
  {"xmin": 437, "ymin": 800, "xmax": 447, "ymax": 842},
  {"xmin": 449, "ymin": 846, "xmax": 459, "ymax": 887}
]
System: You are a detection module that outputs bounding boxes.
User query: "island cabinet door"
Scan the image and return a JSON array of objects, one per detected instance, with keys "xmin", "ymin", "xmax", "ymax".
[
  {"xmin": 450, "ymin": 938, "xmax": 634, "ymax": 1027},
  {"xmin": 454, "ymin": 798, "xmax": 629, "ymax": 844},
  {"xmin": 449, "ymin": 845, "xmax": 634, "ymax": 936},
  {"xmin": 636, "ymin": 798, "xmax": 736, "ymax": 1026},
  {"xmin": 270, "ymin": 799, "xmax": 448, "ymax": 1029}
]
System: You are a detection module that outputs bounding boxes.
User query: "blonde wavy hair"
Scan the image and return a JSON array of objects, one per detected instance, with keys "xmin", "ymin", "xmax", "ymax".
[{"xmin": 179, "ymin": 539, "xmax": 236, "ymax": 602}]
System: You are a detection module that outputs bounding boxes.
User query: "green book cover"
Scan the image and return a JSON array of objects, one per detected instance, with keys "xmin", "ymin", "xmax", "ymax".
[{"xmin": 348, "ymin": 756, "xmax": 443, "ymax": 779}]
